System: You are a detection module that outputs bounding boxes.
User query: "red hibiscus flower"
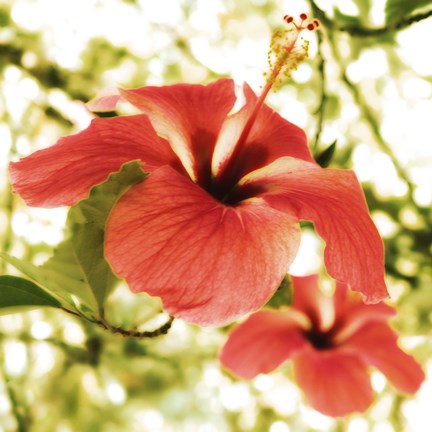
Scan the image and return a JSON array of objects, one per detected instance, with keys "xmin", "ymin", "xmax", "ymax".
[
  {"xmin": 9, "ymin": 16, "xmax": 388, "ymax": 326},
  {"xmin": 220, "ymin": 274, "xmax": 425, "ymax": 416}
]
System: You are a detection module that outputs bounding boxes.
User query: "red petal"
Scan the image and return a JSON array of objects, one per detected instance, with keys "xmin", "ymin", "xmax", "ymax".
[
  {"xmin": 119, "ymin": 79, "xmax": 236, "ymax": 185},
  {"xmin": 105, "ymin": 166, "xmax": 301, "ymax": 326},
  {"xmin": 10, "ymin": 115, "xmax": 179, "ymax": 207},
  {"xmin": 220, "ymin": 310, "xmax": 308, "ymax": 379},
  {"xmin": 293, "ymin": 347, "xmax": 374, "ymax": 416},
  {"xmin": 86, "ymin": 86, "xmax": 122, "ymax": 112},
  {"xmin": 344, "ymin": 322, "xmax": 425, "ymax": 394},
  {"xmin": 291, "ymin": 274, "xmax": 335, "ymax": 332},
  {"xmin": 239, "ymin": 158, "xmax": 388, "ymax": 303},
  {"xmin": 212, "ymin": 83, "xmax": 314, "ymax": 181},
  {"xmin": 332, "ymin": 285, "xmax": 395, "ymax": 343}
]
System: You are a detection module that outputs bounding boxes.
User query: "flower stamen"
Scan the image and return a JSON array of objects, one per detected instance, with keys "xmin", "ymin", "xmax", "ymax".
[{"xmin": 212, "ymin": 14, "xmax": 319, "ymax": 198}]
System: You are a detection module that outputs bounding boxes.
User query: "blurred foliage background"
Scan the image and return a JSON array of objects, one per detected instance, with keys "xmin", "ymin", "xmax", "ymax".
[{"xmin": 0, "ymin": 0, "xmax": 432, "ymax": 431}]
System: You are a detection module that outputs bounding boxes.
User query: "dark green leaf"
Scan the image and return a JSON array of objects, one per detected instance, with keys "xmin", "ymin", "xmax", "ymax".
[
  {"xmin": 315, "ymin": 140, "xmax": 337, "ymax": 168},
  {"xmin": 0, "ymin": 275, "xmax": 61, "ymax": 315},
  {"xmin": 1, "ymin": 161, "xmax": 147, "ymax": 314},
  {"xmin": 385, "ymin": 0, "xmax": 432, "ymax": 24}
]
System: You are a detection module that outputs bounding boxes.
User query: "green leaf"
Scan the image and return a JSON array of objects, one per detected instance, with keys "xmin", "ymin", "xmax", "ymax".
[
  {"xmin": 65, "ymin": 160, "xmax": 147, "ymax": 309},
  {"xmin": 0, "ymin": 275, "xmax": 61, "ymax": 315},
  {"xmin": 315, "ymin": 140, "xmax": 337, "ymax": 168},
  {"xmin": 0, "ymin": 253, "xmax": 81, "ymax": 308},
  {"xmin": 1, "ymin": 160, "xmax": 147, "ymax": 314},
  {"xmin": 385, "ymin": 0, "xmax": 432, "ymax": 24}
]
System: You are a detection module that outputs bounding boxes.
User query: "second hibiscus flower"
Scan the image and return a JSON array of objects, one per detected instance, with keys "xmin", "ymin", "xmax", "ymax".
[
  {"xmin": 9, "ymin": 17, "xmax": 388, "ymax": 326},
  {"xmin": 220, "ymin": 275, "xmax": 424, "ymax": 416}
]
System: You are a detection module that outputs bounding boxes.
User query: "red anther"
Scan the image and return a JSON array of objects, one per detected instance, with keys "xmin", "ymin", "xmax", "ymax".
[
  {"xmin": 307, "ymin": 23, "xmax": 315, "ymax": 31},
  {"xmin": 313, "ymin": 19, "xmax": 320, "ymax": 27},
  {"xmin": 299, "ymin": 13, "xmax": 308, "ymax": 20},
  {"xmin": 284, "ymin": 15, "xmax": 294, "ymax": 23}
]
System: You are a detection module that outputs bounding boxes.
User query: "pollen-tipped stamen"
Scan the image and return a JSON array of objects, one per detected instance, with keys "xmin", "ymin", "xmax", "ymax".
[{"xmin": 211, "ymin": 14, "xmax": 319, "ymax": 200}]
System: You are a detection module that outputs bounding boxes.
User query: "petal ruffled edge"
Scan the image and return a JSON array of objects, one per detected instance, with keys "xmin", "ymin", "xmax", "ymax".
[
  {"xmin": 238, "ymin": 157, "xmax": 389, "ymax": 303},
  {"xmin": 10, "ymin": 115, "xmax": 178, "ymax": 207},
  {"xmin": 343, "ymin": 322, "xmax": 425, "ymax": 394}
]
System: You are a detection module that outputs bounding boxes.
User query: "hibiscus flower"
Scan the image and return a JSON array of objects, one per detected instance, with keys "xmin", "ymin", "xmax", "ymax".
[
  {"xmin": 9, "ymin": 15, "xmax": 388, "ymax": 326},
  {"xmin": 220, "ymin": 274, "xmax": 425, "ymax": 416}
]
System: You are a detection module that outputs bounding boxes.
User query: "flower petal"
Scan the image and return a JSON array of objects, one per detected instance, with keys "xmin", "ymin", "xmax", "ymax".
[
  {"xmin": 331, "ymin": 285, "xmax": 395, "ymax": 343},
  {"xmin": 86, "ymin": 86, "xmax": 122, "ymax": 112},
  {"xmin": 220, "ymin": 310, "xmax": 308, "ymax": 379},
  {"xmin": 10, "ymin": 115, "xmax": 179, "ymax": 207},
  {"xmin": 105, "ymin": 165, "xmax": 301, "ymax": 326},
  {"xmin": 344, "ymin": 322, "xmax": 425, "ymax": 394},
  {"xmin": 291, "ymin": 274, "xmax": 334, "ymax": 332},
  {"xmin": 239, "ymin": 157, "xmax": 388, "ymax": 303},
  {"xmin": 212, "ymin": 83, "xmax": 314, "ymax": 181},
  {"xmin": 293, "ymin": 347, "xmax": 374, "ymax": 416},
  {"xmin": 119, "ymin": 79, "xmax": 236, "ymax": 185}
]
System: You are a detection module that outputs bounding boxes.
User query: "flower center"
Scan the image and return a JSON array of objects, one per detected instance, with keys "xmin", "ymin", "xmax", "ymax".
[
  {"xmin": 306, "ymin": 328, "xmax": 335, "ymax": 350},
  {"xmin": 210, "ymin": 14, "xmax": 319, "ymax": 203}
]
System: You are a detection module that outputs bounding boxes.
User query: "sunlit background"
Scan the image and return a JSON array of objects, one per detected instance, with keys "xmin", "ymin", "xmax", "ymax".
[{"xmin": 0, "ymin": 0, "xmax": 431, "ymax": 431}]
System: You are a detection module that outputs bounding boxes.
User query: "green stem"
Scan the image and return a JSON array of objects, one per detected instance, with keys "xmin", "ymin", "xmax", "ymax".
[
  {"xmin": 62, "ymin": 306, "xmax": 175, "ymax": 339},
  {"xmin": 2, "ymin": 368, "xmax": 30, "ymax": 432},
  {"xmin": 97, "ymin": 314, "xmax": 175, "ymax": 339},
  {"xmin": 312, "ymin": 28, "xmax": 327, "ymax": 152}
]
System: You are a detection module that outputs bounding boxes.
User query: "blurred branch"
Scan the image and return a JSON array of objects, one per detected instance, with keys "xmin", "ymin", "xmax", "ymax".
[
  {"xmin": 339, "ymin": 69, "xmax": 417, "ymax": 196},
  {"xmin": 339, "ymin": 10, "xmax": 432, "ymax": 37},
  {"xmin": 312, "ymin": 28, "xmax": 327, "ymax": 152},
  {"xmin": 0, "ymin": 96, "xmax": 17, "ymax": 274},
  {"xmin": 2, "ymin": 368, "xmax": 31, "ymax": 432},
  {"xmin": 310, "ymin": 2, "xmax": 432, "ymax": 36},
  {"xmin": 309, "ymin": 0, "xmax": 424, "ymax": 217}
]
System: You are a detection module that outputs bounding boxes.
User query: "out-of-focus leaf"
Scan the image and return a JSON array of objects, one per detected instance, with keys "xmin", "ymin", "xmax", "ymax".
[
  {"xmin": 0, "ymin": 275, "xmax": 61, "ymax": 315},
  {"xmin": 315, "ymin": 140, "xmax": 337, "ymax": 168},
  {"xmin": 1, "ymin": 161, "xmax": 147, "ymax": 314},
  {"xmin": 324, "ymin": 95, "xmax": 341, "ymax": 120},
  {"xmin": 352, "ymin": 0, "xmax": 371, "ymax": 20},
  {"xmin": 385, "ymin": 0, "xmax": 432, "ymax": 24},
  {"xmin": 265, "ymin": 275, "xmax": 293, "ymax": 309}
]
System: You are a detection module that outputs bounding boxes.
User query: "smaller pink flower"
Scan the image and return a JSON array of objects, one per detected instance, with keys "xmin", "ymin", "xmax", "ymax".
[{"xmin": 220, "ymin": 275, "xmax": 425, "ymax": 417}]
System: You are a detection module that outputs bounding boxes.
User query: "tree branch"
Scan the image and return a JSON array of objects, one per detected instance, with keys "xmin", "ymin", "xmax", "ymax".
[
  {"xmin": 61, "ymin": 306, "xmax": 175, "ymax": 339},
  {"xmin": 98, "ymin": 315, "xmax": 175, "ymax": 339},
  {"xmin": 339, "ymin": 10, "xmax": 432, "ymax": 37},
  {"xmin": 310, "ymin": 2, "xmax": 432, "ymax": 37}
]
